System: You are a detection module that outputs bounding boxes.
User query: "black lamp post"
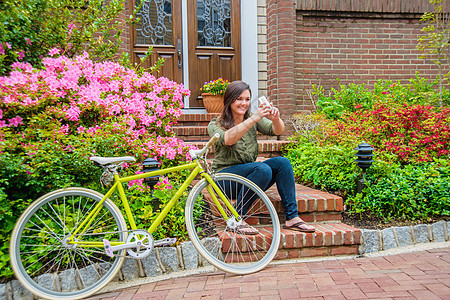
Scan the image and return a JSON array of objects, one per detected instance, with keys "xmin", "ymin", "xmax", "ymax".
[
  {"xmin": 142, "ymin": 158, "xmax": 161, "ymax": 191},
  {"xmin": 354, "ymin": 142, "xmax": 374, "ymax": 193}
]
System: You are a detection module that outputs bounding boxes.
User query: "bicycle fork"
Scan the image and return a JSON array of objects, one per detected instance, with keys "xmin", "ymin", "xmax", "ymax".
[{"xmin": 202, "ymin": 173, "xmax": 241, "ymax": 222}]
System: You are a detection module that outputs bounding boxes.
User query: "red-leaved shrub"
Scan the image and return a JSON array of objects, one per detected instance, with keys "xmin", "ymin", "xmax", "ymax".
[{"xmin": 324, "ymin": 102, "xmax": 450, "ymax": 163}]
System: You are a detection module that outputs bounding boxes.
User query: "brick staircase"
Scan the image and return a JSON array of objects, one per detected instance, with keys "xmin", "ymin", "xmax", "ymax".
[{"xmin": 175, "ymin": 113, "xmax": 361, "ymax": 259}]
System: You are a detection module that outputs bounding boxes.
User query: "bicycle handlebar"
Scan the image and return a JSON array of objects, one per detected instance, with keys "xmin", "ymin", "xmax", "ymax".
[
  {"xmin": 205, "ymin": 132, "xmax": 220, "ymax": 150},
  {"xmin": 189, "ymin": 133, "xmax": 220, "ymax": 159}
]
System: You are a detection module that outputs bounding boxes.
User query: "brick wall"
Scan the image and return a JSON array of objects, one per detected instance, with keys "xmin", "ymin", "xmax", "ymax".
[
  {"xmin": 267, "ymin": 0, "xmax": 297, "ymax": 114},
  {"xmin": 267, "ymin": 0, "xmax": 448, "ymax": 117},
  {"xmin": 295, "ymin": 13, "xmax": 441, "ymax": 112},
  {"xmin": 257, "ymin": 0, "xmax": 268, "ymax": 98},
  {"xmin": 117, "ymin": 2, "xmax": 131, "ymax": 57}
]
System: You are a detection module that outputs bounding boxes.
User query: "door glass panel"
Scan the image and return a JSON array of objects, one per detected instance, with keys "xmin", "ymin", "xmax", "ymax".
[
  {"xmin": 197, "ymin": 0, "xmax": 231, "ymax": 47},
  {"xmin": 135, "ymin": 0, "xmax": 173, "ymax": 45}
]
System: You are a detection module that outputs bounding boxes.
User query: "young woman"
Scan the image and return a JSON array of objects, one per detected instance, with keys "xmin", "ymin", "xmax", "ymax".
[{"xmin": 208, "ymin": 80, "xmax": 315, "ymax": 234}]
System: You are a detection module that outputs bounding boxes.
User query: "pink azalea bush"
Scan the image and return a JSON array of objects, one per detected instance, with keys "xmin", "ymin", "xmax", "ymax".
[
  {"xmin": 0, "ymin": 54, "xmax": 195, "ymax": 281},
  {"xmin": 0, "ymin": 52, "xmax": 192, "ymax": 164}
]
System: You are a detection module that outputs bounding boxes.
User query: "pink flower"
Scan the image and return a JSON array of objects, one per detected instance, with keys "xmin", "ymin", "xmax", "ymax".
[
  {"xmin": 0, "ymin": 52, "xmax": 192, "ymax": 161},
  {"xmin": 17, "ymin": 50, "xmax": 25, "ymax": 60},
  {"xmin": 8, "ymin": 116, "xmax": 24, "ymax": 127},
  {"xmin": 68, "ymin": 23, "xmax": 77, "ymax": 37},
  {"xmin": 5, "ymin": 42, "xmax": 11, "ymax": 49},
  {"xmin": 48, "ymin": 48, "xmax": 60, "ymax": 56},
  {"xmin": 77, "ymin": 126, "xmax": 85, "ymax": 134},
  {"xmin": 65, "ymin": 106, "xmax": 81, "ymax": 121},
  {"xmin": 155, "ymin": 176, "xmax": 172, "ymax": 190},
  {"xmin": 58, "ymin": 124, "xmax": 70, "ymax": 135},
  {"xmin": 25, "ymin": 38, "xmax": 32, "ymax": 45},
  {"xmin": 0, "ymin": 44, "xmax": 4, "ymax": 55}
]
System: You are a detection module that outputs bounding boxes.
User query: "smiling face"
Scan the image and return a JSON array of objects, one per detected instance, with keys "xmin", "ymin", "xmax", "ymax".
[{"xmin": 230, "ymin": 89, "xmax": 251, "ymax": 120}]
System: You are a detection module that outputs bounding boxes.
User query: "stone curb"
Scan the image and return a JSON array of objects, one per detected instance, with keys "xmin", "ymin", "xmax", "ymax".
[
  {"xmin": 359, "ymin": 220, "xmax": 449, "ymax": 253},
  {"xmin": 3, "ymin": 221, "xmax": 449, "ymax": 300}
]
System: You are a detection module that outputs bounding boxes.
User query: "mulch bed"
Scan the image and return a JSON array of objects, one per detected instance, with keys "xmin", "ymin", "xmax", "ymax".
[{"xmin": 341, "ymin": 210, "xmax": 449, "ymax": 230}]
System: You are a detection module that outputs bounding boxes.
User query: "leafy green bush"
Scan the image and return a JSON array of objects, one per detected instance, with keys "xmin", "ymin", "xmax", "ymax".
[
  {"xmin": 287, "ymin": 76, "xmax": 450, "ymax": 224},
  {"xmin": 125, "ymin": 177, "xmax": 191, "ymax": 243},
  {"xmin": 312, "ymin": 82, "xmax": 373, "ymax": 119},
  {"xmin": 0, "ymin": 0, "xmax": 128, "ymax": 75},
  {"xmin": 284, "ymin": 143, "xmax": 358, "ymax": 196},
  {"xmin": 313, "ymin": 75, "xmax": 448, "ymax": 119},
  {"xmin": 346, "ymin": 160, "xmax": 450, "ymax": 221},
  {"xmin": 0, "ymin": 54, "xmax": 192, "ymax": 281}
]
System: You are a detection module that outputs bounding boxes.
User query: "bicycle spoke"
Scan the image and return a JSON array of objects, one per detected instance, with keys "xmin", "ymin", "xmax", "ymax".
[
  {"xmin": 186, "ymin": 174, "xmax": 280, "ymax": 274},
  {"xmin": 10, "ymin": 188, "xmax": 126, "ymax": 299}
]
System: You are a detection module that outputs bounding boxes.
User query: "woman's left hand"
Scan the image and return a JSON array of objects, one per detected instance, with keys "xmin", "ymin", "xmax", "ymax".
[{"xmin": 265, "ymin": 103, "xmax": 280, "ymax": 121}]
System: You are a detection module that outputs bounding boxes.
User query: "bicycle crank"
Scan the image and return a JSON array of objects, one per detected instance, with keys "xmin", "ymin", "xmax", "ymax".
[
  {"xmin": 103, "ymin": 232, "xmax": 178, "ymax": 259},
  {"xmin": 103, "ymin": 229, "xmax": 154, "ymax": 259},
  {"xmin": 154, "ymin": 237, "xmax": 177, "ymax": 247}
]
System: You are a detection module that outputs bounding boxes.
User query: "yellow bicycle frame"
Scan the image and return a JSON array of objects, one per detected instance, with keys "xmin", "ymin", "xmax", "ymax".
[{"xmin": 67, "ymin": 159, "xmax": 240, "ymax": 247}]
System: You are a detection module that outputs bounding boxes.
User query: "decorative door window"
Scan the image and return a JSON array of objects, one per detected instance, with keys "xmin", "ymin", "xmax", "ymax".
[
  {"xmin": 197, "ymin": 0, "xmax": 231, "ymax": 47},
  {"xmin": 135, "ymin": 0, "xmax": 173, "ymax": 45}
]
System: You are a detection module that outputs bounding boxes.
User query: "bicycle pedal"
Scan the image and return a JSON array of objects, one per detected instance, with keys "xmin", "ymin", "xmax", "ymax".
[
  {"xmin": 103, "ymin": 239, "xmax": 114, "ymax": 257},
  {"xmin": 154, "ymin": 238, "xmax": 177, "ymax": 247}
]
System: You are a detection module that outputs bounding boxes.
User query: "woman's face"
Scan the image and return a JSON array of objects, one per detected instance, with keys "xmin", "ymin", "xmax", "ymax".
[{"xmin": 230, "ymin": 89, "xmax": 251, "ymax": 117}]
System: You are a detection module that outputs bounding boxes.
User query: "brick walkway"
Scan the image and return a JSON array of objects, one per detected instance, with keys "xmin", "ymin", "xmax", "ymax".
[{"xmin": 89, "ymin": 246, "xmax": 450, "ymax": 300}]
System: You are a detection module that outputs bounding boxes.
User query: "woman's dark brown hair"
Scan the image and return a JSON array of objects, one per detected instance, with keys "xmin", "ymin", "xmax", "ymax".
[{"xmin": 219, "ymin": 80, "xmax": 252, "ymax": 129}]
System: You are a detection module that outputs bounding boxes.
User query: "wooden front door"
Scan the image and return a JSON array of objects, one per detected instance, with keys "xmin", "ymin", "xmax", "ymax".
[
  {"xmin": 131, "ymin": 0, "xmax": 241, "ymax": 109},
  {"xmin": 131, "ymin": 0, "xmax": 183, "ymax": 83},
  {"xmin": 187, "ymin": 0, "xmax": 241, "ymax": 108}
]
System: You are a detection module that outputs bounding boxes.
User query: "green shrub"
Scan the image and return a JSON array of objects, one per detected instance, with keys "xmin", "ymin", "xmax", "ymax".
[
  {"xmin": 287, "ymin": 75, "xmax": 450, "ymax": 224},
  {"xmin": 313, "ymin": 75, "xmax": 448, "ymax": 119},
  {"xmin": 0, "ymin": 0, "xmax": 128, "ymax": 75},
  {"xmin": 125, "ymin": 177, "xmax": 191, "ymax": 243},
  {"xmin": 312, "ymin": 82, "xmax": 373, "ymax": 119},
  {"xmin": 284, "ymin": 143, "xmax": 359, "ymax": 196},
  {"xmin": 346, "ymin": 160, "xmax": 450, "ymax": 222},
  {"xmin": 0, "ymin": 54, "xmax": 191, "ymax": 281}
]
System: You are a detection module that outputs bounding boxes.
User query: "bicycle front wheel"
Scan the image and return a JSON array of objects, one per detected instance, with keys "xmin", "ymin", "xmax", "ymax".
[
  {"xmin": 10, "ymin": 188, "xmax": 127, "ymax": 300},
  {"xmin": 185, "ymin": 173, "xmax": 281, "ymax": 274}
]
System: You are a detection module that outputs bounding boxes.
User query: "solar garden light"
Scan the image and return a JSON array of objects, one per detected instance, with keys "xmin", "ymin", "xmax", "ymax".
[
  {"xmin": 142, "ymin": 158, "xmax": 161, "ymax": 191},
  {"xmin": 354, "ymin": 142, "xmax": 374, "ymax": 194}
]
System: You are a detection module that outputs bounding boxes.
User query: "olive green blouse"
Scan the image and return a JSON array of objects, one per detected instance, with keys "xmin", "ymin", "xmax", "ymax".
[{"xmin": 207, "ymin": 116, "xmax": 275, "ymax": 172}]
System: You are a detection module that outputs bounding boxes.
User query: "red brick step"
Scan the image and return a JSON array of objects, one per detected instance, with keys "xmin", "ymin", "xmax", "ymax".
[
  {"xmin": 266, "ymin": 183, "xmax": 344, "ymax": 223},
  {"xmin": 218, "ymin": 223, "xmax": 361, "ymax": 262},
  {"xmin": 177, "ymin": 113, "xmax": 361, "ymax": 261}
]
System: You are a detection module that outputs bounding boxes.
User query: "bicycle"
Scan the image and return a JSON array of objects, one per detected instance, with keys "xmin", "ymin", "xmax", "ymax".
[{"xmin": 9, "ymin": 133, "xmax": 281, "ymax": 300}]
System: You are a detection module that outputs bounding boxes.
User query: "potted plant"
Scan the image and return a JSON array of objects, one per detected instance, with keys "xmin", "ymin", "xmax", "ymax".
[{"xmin": 200, "ymin": 78, "xmax": 230, "ymax": 113}]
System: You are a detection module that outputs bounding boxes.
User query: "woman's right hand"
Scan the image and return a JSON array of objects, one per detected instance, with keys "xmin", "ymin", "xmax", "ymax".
[{"xmin": 253, "ymin": 103, "xmax": 272, "ymax": 121}]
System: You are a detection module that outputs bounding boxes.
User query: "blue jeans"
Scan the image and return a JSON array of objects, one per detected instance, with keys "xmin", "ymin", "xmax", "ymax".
[{"xmin": 219, "ymin": 156, "xmax": 299, "ymax": 221}]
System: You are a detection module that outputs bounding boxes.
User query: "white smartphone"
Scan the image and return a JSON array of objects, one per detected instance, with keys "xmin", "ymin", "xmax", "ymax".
[{"xmin": 258, "ymin": 96, "xmax": 269, "ymax": 105}]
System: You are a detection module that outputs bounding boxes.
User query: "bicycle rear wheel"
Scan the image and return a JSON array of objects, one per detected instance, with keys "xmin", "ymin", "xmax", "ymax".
[
  {"xmin": 185, "ymin": 173, "xmax": 280, "ymax": 274},
  {"xmin": 10, "ymin": 188, "xmax": 127, "ymax": 300}
]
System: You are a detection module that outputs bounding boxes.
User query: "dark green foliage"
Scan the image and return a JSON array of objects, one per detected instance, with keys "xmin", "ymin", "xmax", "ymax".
[
  {"xmin": 347, "ymin": 160, "xmax": 450, "ymax": 221},
  {"xmin": 286, "ymin": 76, "xmax": 450, "ymax": 223},
  {"xmin": 284, "ymin": 143, "xmax": 359, "ymax": 197},
  {"xmin": 313, "ymin": 75, "xmax": 449, "ymax": 120},
  {"xmin": 0, "ymin": 0, "xmax": 126, "ymax": 75}
]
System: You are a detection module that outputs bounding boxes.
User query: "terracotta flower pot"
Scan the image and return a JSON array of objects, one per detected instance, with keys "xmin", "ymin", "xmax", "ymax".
[{"xmin": 201, "ymin": 93, "xmax": 224, "ymax": 113}]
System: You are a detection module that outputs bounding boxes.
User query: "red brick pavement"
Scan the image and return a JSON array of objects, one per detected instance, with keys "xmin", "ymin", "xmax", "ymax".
[{"xmin": 89, "ymin": 247, "xmax": 450, "ymax": 300}]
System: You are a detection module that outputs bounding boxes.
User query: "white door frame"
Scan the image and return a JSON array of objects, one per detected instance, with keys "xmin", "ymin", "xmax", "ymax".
[{"xmin": 181, "ymin": 0, "xmax": 258, "ymax": 112}]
